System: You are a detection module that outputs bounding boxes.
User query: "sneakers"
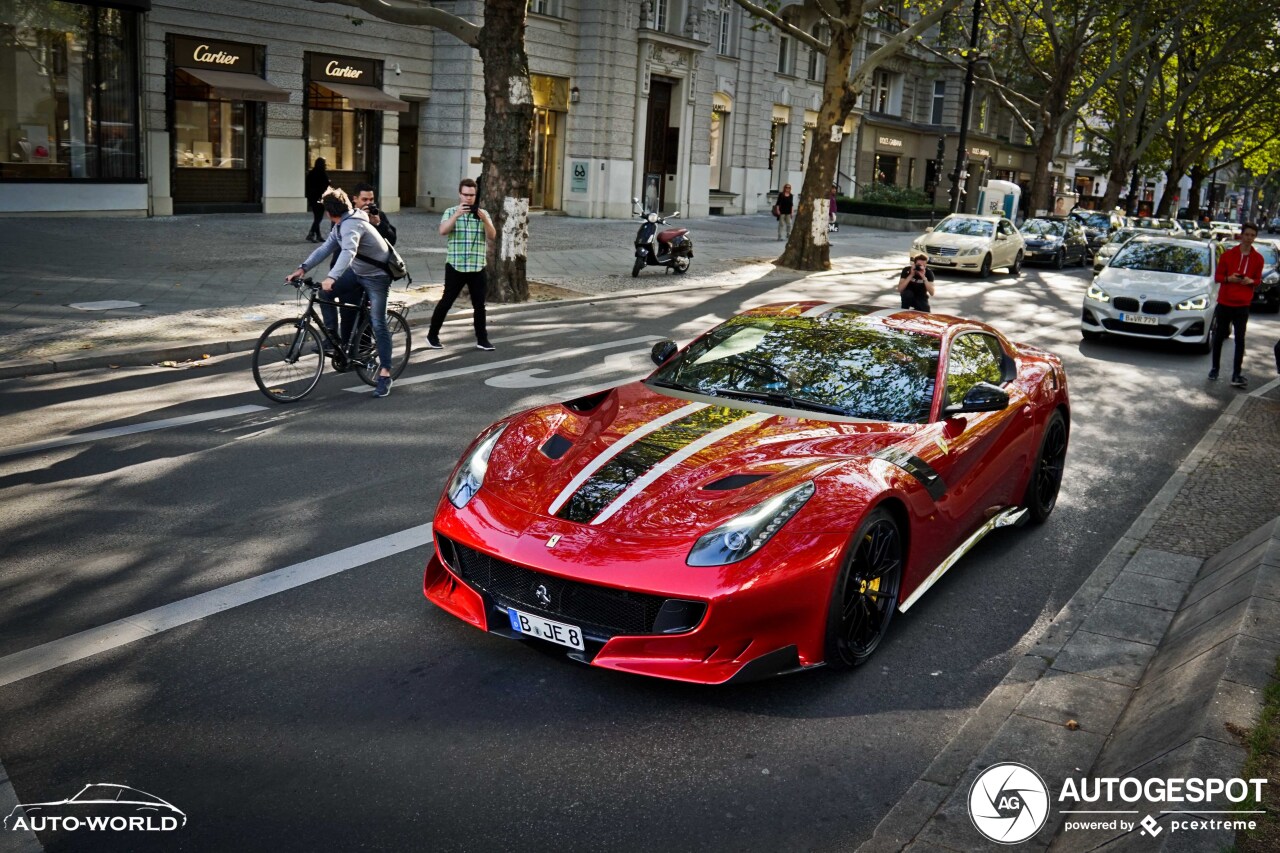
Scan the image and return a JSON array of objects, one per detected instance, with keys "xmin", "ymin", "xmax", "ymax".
[
  {"xmin": 475, "ymin": 340, "xmax": 495, "ymax": 351},
  {"xmin": 1230, "ymin": 374, "xmax": 1247, "ymax": 388},
  {"xmin": 1207, "ymin": 368, "xmax": 1219, "ymax": 380},
  {"xmin": 373, "ymin": 375, "xmax": 393, "ymax": 398},
  {"xmin": 425, "ymin": 336, "xmax": 444, "ymax": 350}
]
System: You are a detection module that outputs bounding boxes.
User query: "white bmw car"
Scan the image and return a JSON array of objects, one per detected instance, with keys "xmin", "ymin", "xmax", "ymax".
[
  {"xmin": 911, "ymin": 214, "xmax": 1025, "ymax": 277},
  {"xmin": 1081, "ymin": 234, "xmax": 1218, "ymax": 352}
]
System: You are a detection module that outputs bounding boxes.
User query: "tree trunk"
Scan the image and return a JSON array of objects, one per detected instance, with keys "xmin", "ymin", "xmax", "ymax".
[
  {"xmin": 1185, "ymin": 165, "xmax": 1204, "ymax": 219},
  {"xmin": 1155, "ymin": 160, "xmax": 1186, "ymax": 217},
  {"xmin": 477, "ymin": 0, "xmax": 532, "ymax": 303},
  {"xmin": 1028, "ymin": 122, "xmax": 1059, "ymax": 215},
  {"xmin": 777, "ymin": 26, "xmax": 857, "ymax": 271},
  {"xmin": 1100, "ymin": 151, "xmax": 1133, "ymax": 210}
]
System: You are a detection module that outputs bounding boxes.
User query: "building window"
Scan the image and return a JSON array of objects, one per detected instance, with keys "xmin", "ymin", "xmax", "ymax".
[
  {"xmin": 307, "ymin": 83, "xmax": 372, "ymax": 172},
  {"xmin": 931, "ymin": 80, "xmax": 946, "ymax": 125},
  {"xmin": 655, "ymin": 0, "xmax": 668, "ymax": 32},
  {"xmin": 807, "ymin": 23, "xmax": 828, "ymax": 82},
  {"xmin": 877, "ymin": 0, "xmax": 904, "ymax": 32},
  {"xmin": 717, "ymin": 0, "xmax": 734, "ymax": 55},
  {"xmin": 527, "ymin": 0, "xmax": 561, "ymax": 15},
  {"xmin": 864, "ymin": 69, "xmax": 901, "ymax": 116},
  {"xmin": 1, "ymin": 2, "xmax": 141, "ymax": 181},
  {"xmin": 777, "ymin": 36, "xmax": 791, "ymax": 75}
]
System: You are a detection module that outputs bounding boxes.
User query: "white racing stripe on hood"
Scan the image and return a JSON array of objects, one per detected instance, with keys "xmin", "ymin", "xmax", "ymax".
[
  {"xmin": 800, "ymin": 302, "xmax": 844, "ymax": 317},
  {"xmin": 547, "ymin": 401, "xmax": 708, "ymax": 515},
  {"xmin": 590, "ymin": 411, "xmax": 772, "ymax": 525}
]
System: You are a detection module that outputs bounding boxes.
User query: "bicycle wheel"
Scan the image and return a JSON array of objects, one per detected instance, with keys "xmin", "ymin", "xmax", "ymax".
[
  {"xmin": 252, "ymin": 319, "xmax": 324, "ymax": 403},
  {"xmin": 354, "ymin": 310, "xmax": 412, "ymax": 386}
]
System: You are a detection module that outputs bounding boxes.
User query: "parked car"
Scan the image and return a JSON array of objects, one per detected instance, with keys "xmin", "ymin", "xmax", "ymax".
[
  {"xmin": 424, "ymin": 302, "xmax": 1070, "ymax": 683},
  {"xmin": 911, "ymin": 214, "xmax": 1025, "ymax": 277},
  {"xmin": 1267, "ymin": 217, "xmax": 1280, "ymax": 235},
  {"xmin": 1092, "ymin": 227, "xmax": 1159, "ymax": 273},
  {"xmin": 1177, "ymin": 219, "xmax": 1205, "ymax": 239},
  {"xmin": 1133, "ymin": 216, "xmax": 1184, "ymax": 235},
  {"xmin": 1081, "ymin": 234, "xmax": 1218, "ymax": 352},
  {"xmin": 1020, "ymin": 217, "xmax": 1091, "ymax": 268},
  {"xmin": 1247, "ymin": 240, "xmax": 1280, "ymax": 312},
  {"xmin": 1070, "ymin": 209, "xmax": 1120, "ymax": 255}
]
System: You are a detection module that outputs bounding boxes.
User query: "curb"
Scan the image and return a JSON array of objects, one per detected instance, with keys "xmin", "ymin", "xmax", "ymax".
[
  {"xmin": 0, "ymin": 261, "xmax": 904, "ymax": 382},
  {"xmin": 856, "ymin": 385, "xmax": 1274, "ymax": 852}
]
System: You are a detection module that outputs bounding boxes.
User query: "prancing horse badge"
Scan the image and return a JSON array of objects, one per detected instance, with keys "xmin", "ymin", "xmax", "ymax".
[{"xmin": 547, "ymin": 534, "xmax": 562, "ymax": 548}]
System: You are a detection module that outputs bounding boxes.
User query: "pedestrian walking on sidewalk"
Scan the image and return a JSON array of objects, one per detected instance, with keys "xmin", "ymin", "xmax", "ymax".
[
  {"xmin": 897, "ymin": 253, "xmax": 935, "ymax": 312},
  {"xmin": 428, "ymin": 177, "xmax": 497, "ymax": 351},
  {"xmin": 1209, "ymin": 222, "xmax": 1264, "ymax": 388},
  {"xmin": 774, "ymin": 184, "xmax": 795, "ymax": 240},
  {"xmin": 305, "ymin": 158, "xmax": 330, "ymax": 242},
  {"xmin": 288, "ymin": 192, "xmax": 397, "ymax": 398}
]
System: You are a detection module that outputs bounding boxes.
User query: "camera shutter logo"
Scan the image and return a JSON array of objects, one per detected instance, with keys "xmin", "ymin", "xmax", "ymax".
[{"xmin": 968, "ymin": 762, "xmax": 1050, "ymax": 844}]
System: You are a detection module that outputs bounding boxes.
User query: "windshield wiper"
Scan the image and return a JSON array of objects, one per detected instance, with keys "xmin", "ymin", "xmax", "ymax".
[{"xmin": 704, "ymin": 387, "xmax": 849, "ymax": 416}]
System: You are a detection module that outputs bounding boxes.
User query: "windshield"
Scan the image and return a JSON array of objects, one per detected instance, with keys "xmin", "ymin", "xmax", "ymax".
[
  {"xmin": 1075, "ymin": 212, "xmax": 1110, "ymax": 230},
  {"xmin": 1106, "ymin": 229, "xmax": 1140, "ymax": 246},
  {"xmin": 1022, "ymin": 220, "xmax": 1064, "ymax": 237},
  {"xmin": 1110, "ymin": 241, "xmax": 1211, "ymax": 275},
  {"xmin": 934, "ymin": 217, "xmax": 993, "ymax": 238},
  {"xmin": 648, "ymin": 314, "xmax": 941, "ymax": 423}
]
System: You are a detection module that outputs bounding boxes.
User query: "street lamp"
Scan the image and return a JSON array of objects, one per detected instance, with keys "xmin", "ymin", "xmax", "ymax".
[{"xmin": 949, "ymin": 0, "xmax": 984, "ymax": 213}]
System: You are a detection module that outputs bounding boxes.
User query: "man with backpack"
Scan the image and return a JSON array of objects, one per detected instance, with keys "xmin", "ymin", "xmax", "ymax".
[{"xmin": 287, "ymin": 192, "xmax": 398, "ymax": 398}]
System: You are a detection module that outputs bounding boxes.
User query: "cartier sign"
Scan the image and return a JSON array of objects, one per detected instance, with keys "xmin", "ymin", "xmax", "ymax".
[
  {"xmin": 310, "ymin": 53, "xmax": 378, "ymax": 85},
  {"xmin": 173, "ymin": 35, "xmax": 253, "ymax": 72}
]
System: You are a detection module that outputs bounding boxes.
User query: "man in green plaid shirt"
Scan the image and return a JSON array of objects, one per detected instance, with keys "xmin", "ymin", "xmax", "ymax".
[{"xmin": 428, "ymin": 177, "xmax": 498, "ymax": 351}]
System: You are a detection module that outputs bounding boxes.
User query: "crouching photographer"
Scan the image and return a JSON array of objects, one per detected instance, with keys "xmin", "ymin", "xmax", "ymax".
[{"xmin": 897, "ymin": 253, "xmax": 935, "ymax": 312}]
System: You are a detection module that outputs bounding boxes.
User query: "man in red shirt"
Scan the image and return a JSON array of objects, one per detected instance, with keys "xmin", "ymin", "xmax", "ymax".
[{"xmin": 1210, "ymin": 222, "xmax": 1264, "ymax": 387}]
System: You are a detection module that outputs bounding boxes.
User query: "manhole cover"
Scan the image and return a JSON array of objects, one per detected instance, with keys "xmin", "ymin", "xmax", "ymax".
[{"xmin": 69, "ymin": 300, "xmax": 143, "ymax": 311}]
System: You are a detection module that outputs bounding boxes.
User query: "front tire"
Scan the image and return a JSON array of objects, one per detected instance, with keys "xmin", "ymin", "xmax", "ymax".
[
  {"xmin": 824, "ymin": 508, "xmax": 904, "ymax": 668},
  {"xmin": 632, "ymin": 257, "xmax": 644, "ymax": 278},
  {"xmin": 978, "ymin": 254, "xmax": 992, "ymax": 278},
  {"xmin": 252, "ymin": 320, "xmax": 324, "ymax": 403},
  {"xmin": 1023, "ymin": 410, "xmax": 1068, "ymax": 524},
  {"xmin": 1009, "ymin": 250, "xmax": 1024, "ymax": 276},
  {"xmin": 1053, "ymin": 248, "xmax": 1066, "ymax": 270}
]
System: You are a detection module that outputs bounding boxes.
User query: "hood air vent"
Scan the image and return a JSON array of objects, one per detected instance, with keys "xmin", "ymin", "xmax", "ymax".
[
  {"xmin": 540, "ymin": 434, "xmax": 573, "ymax": 460},
  {"xmin": 563, "ymin": 390, "xmax": 610, "ymax": 412},
  {"xmin": 703, "ymin": 473, "xmax": 771, "ymax": 491}
]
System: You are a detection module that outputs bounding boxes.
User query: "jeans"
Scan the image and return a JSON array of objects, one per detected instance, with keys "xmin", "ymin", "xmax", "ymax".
[
  {"xmin": 777, "ymin": 213, "xmax": 793, "ymax": 240},
  {"xmin": 308, "ymin": 203, "xmax": 324, "ymax": 239},
  {"xmin": 357, "ymin": 274, "xmax": 393, "ymax": 372},
  {"xmin": 1210, "ymin": 304, "xmax": 1250, "ymax": 377},
  {"xmin": 430, "ymin": 264, "xmax": 489, "ymax": 343},
  {"xmin": 319, "ymin": 269, "xmax": 364, "ymax": 343}
]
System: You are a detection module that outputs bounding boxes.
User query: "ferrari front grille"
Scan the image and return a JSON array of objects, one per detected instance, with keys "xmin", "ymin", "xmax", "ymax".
[{"xmin": 438, "ymin": 535, "xmax": 695, "ymax": 637}]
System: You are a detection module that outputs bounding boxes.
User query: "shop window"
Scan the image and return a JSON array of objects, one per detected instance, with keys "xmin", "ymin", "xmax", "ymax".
[
  {"xmin": 173, "ymin": 74, "xmax": 247, "ymax": 169},
  {"xmin": 1, "ymin": 2, "xmax": 140, "ymax": 180},
  {"xmin": 306, "ymin": 83, "xmax": 371, "ymax": 172}
]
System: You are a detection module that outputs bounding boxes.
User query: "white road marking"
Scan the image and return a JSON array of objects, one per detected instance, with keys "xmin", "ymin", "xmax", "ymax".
[
  {"xmin": 547, "ymin": 401, "xmax": 709, "ymax": 515},
  {"xmin": 592, "ymin": 411, "xmax": 771, "ymax": 525},
  {"xmin": 0, "ymin": 757, "xmax": 42, "ymax": 851},
  {"xmin": 0, "ymin": 524, "xmax": 434, "ymax": 688},
  {"xmin": 0, "ymin": 405, "xmax": 269, "ymax": 460},
  {"xmin": 348, "ymin": 335, "xmax": 664, "ymax": 391},
  {"xmin": 485, "ymin": 350, "xmax": 649, "ymax": 388}
]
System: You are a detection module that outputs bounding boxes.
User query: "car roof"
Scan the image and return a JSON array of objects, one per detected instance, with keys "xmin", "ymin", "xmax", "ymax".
[
  {"xmin": 1127, "ymin": 233, "xmax": 1210, "ymax": 248},
  {"xmin": 942, "ymin": 213, "xmax": 1003, "ymax": 221}
]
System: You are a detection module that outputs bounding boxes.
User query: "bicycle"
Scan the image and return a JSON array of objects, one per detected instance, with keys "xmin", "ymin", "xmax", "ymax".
[{"xmin": 252, "ymin": 278, "xmax": 412, "ymax": 403}]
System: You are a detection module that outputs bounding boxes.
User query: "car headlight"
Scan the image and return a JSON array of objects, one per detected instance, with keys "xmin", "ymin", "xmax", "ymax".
[
  {"xmin": 1176, "ymin": 294, "xmax": 1209, "ymax": 311},
  {"xmin": 1086, "ymin": 283, "xmax": 1111, "ymax": 303},
  {"xmin": 687, "ymin": 481, "xmax": 815, "ymax": 567},
  {"xmin": 447, "ymin": 424, "xmax": 508, "ymax": 509},
  {"xmin": 1264, "ymin": 271, "xmax": 1279, "ymax": 285},
  {"xmin": 911, "ymin": 242, "xmax": 925, "ymax": 254},
  {"xmin": 960, "ymin": 246, "xmax": 984, "ymax": 256}
]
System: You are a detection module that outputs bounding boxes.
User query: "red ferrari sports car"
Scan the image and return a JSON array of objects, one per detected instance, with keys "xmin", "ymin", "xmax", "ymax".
[{"xmin": 424, "ymin": 303, "xmax": 1069, "ymax": 684}]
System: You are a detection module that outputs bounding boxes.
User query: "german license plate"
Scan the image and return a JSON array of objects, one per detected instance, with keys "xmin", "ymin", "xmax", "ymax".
[
  {"xmin": 507, "ymin": 607, "xmax": 584, "ymax": 650},
  {"xmin": 931, "ymin": 257, "xmax": 954, "ymax": 266},
  {"xmin": 1120, "ymin": 313, "xmax": 1158, "ymax": 326}
]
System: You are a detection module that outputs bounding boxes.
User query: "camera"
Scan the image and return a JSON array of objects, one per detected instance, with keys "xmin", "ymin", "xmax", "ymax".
[{"xmin": 366, "ymin": 203, "xmax": 381, "ymax": 217}]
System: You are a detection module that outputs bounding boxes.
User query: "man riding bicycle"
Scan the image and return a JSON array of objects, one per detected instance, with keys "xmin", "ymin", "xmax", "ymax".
[{"xmin": 287, "ymin": 192, "xmax": 397, "ymax": 398}]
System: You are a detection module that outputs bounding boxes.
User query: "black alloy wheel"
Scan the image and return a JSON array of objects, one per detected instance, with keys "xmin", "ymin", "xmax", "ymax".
[
  {"xmin": 1023, "ymin": 410, "xmax": 1068, "ymax": 523},
  {"xmin": 1054, "ymin": 248, "xmax": 1066, "ymax": 269},
  {"xmin": 825, "ymin": 508, "xmax": 904, "ymax": 668}
]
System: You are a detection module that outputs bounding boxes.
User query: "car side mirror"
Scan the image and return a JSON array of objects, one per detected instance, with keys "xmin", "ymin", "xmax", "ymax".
[
  {"xmin": 942, "ymin": 381, "xmax": 1009, "ymax": 416},
  {"xmin": 632, "ymin": 197, "xmax": 640, "ymax": 205},
  {"xmin": 925, "ymin": 227, "xmax": 934, "ymax": 233},
  {"xmin": 650, "ymin": 340, "xmax": 679, "ymax": 366}
]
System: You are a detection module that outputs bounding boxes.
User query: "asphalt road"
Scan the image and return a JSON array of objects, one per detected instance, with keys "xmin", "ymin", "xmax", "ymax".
[{"xmin": 1, "ymin": 260, "xmax": 1275, "ymax": 853}]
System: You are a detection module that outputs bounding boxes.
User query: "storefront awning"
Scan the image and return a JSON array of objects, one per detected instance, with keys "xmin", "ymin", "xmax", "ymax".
[
  {"xmin": 315, "ymin": 82, "xmax": 410, "ymax": 112},
  {"xmin": 181, "ymin": 68, "xmax": 290, "ymax": 103}
]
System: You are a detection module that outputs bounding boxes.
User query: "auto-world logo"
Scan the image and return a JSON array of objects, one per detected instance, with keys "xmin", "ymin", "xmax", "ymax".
[
  {"xmin": 968, "ymin": 762, "xmax": 1050, "ymax": 844},
  {"xmin": 4, "ymin": 783, "xmax": 185, "ymax": 833}
]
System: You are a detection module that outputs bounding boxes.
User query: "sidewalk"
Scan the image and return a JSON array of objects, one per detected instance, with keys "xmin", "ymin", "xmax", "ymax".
[{"xmin": 0, "ymin": 211, "xmax": 909, "ymax": 376}]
